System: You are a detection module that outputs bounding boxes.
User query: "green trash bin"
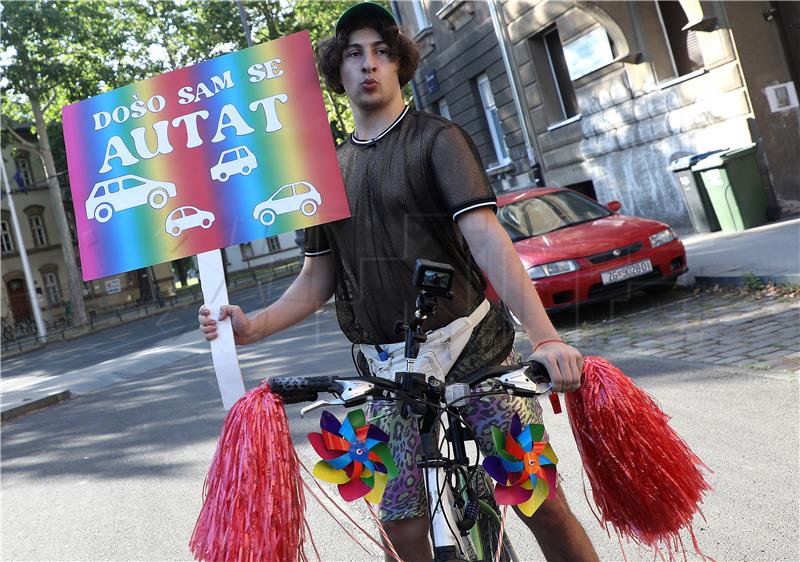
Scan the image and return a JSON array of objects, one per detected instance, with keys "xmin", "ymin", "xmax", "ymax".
[{"xmin": 691, "ymin": 144, "xmax": 768, "ymax": 232}]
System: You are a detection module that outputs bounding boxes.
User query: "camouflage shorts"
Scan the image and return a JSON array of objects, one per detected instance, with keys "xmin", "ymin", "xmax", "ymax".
[{"xmin": 365, "ymin": 348, "xmax": 546, "ymax": 521}]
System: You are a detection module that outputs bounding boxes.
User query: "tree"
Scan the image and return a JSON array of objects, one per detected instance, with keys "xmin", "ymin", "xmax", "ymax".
[{"xmin": 1, "ymin": 1, "xmax": 147, "ymax": 327}]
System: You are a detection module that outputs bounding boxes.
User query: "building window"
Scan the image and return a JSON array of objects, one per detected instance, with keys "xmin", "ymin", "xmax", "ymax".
[
  {"xmin": 266, "ymin": 236, "xmax": 281, "ymax": 253},
  {"xmin": 437, "ymin": 98, "xmax": 451, "ymax": 120},
  {"xmin": 411, "ymin": 0, "xmax": 430, "ymax": 32},
  {"xmin": 476, "ymin": 74, "xmax": 510, "ymax": 165},
  {"xmin": 29, "ymin": 215, "xmax": 48, "ymax": 247},
  {"xmin": 240, "ymin": 241, "xmax": 254, "ymax": 260},
  {"xmin": 655, "ymin": 0, "xmax": 704, "ymax": 80},
  {"xmin": 14, "ymin": 157, "xmax": 33, "ymax": 187},
  {"xmin": 1, "ymin": 220, "xmax": 14, "ymax": 254},
  {"xmin": 529, "ymin": 26, "xmax": 579, "ymax": 125},
  {"xmin": 42, "ymin": 271, "xmax": 61, "ymax": 306}
]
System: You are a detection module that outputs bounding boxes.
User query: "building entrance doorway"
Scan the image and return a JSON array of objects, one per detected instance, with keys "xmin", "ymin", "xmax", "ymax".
[{"xmin": 6, "ymin": 278, "xmax": 31, "ymax": 321}]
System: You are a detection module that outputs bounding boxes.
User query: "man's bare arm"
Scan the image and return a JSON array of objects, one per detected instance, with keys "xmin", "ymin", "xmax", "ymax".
[
  {"xmin": 456, "ymin": 208, "xmax": 582, "ymax": 391},
  {"xmin": 199, "ymin": 253, "xmax": 336, "ymax": 345}
]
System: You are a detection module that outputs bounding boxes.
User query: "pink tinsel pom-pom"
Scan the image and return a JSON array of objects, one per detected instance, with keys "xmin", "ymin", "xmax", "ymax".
[
  {"xmin": 566, "ymin": 356, "xmax": 714, "ymax": 560},
  {"xmin": 190, "ymin": 382, "xmax": 307, "ymax": 562}
]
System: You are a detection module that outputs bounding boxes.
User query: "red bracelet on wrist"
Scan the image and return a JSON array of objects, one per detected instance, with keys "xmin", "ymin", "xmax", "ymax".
[{"xmin": 533, "ymin": 339, "xmax": 564, "ymax": 353}]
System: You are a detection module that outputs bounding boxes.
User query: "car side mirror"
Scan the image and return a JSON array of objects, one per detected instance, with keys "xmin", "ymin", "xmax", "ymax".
[{"xmin": 606, "ymin": 200, "xmax": 622, "ymax": 213}]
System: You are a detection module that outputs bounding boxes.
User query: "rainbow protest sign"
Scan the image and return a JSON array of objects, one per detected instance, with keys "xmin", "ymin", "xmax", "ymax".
[{"xmin": 62, "ymin": 31, "xmax": 348, "ymax": 281}]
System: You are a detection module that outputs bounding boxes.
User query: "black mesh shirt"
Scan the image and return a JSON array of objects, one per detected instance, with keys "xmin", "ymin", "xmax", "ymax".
[{"xmin": 304, "ymin": 108, "xmax": 514, "ymax": 377}]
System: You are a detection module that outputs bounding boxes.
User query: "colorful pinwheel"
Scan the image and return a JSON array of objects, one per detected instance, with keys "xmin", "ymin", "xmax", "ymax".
[
  {"xmin": 482, "ymin": 413, "xmax": 559, "ymax": 517},
  {"xmin": 308, "ymin": 409, "xmax": 398, "ymax": 503}
]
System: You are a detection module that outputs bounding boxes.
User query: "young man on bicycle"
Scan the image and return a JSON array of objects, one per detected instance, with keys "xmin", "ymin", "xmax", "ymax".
[{"xmin": 199, "ymin": 3, "xmax": 598, "ymax": 561}]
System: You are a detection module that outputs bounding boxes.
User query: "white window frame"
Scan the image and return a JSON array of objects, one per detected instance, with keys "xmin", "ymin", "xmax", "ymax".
[
  {"xmin": 14, "ymin": 158, "xmax": 33, "ymax": 187},
  {"xmin": 43, "ymin": 271, "xmax": 61, "ymax": 306},
  {"xmin": 29, "ymin": 215, "xmax": 47, "ymax": 247},
  {"xmin": 411, "ymin": 0, "xmax": 430, "ymax": 32},
  {"xmin": 437, "ymin": 99, "xmax": 451, "ymax": 120},
  {"xmin": 266, "ymin": 235, "xmax": 281, "ymax": 253},
  {"xmin": 1, "ymin": 220, "xmax": 14, "ymax": 254},
  {"xmin": 477, "ymin": 74, "xmax": 511, "ymax": 166}
]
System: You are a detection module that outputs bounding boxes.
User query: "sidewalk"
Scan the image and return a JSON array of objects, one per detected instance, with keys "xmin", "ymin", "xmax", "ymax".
[
  {"xmin": 1, "ymin": 328, "xmax": 211, "ymax": 422},
  {"xmin": 677, "ymin": 216, "xmax": 800, "ymax": 287}
]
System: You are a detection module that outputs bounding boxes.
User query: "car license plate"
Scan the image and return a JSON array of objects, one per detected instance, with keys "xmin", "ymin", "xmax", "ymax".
[{"xmin": 601, "ymin": 259, "xmax": 653, "ymax": 285}]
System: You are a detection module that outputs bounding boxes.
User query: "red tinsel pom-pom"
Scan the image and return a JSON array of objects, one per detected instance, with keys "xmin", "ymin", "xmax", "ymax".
[
  {"xmin": 566, "ymin": 356, "xmax": 713, "ymax": 558},
  {"xmin": 190, "ymin": 382, "xmax": 307, "ymax": 562}
]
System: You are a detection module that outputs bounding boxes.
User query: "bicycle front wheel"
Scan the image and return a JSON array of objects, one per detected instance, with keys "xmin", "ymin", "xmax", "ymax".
[{"xmin": 472, "ymin": 499, "xmax": 519, "ymax": 562}]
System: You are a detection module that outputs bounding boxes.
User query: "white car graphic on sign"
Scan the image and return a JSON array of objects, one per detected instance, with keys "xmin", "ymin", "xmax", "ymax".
[
  {"xmin": 252, "ymin": 181, "xmax": 322, "ymax": 226},
  {"xmin": 86, "ymin": 174, "xmax": 176, "ymax": 223},
  {"xmin": 210, "ymin": 146, "xmax": 258, "ymax": 182},
  {"xmin": 165, "ymin": 206, "xmax": 215, "ymax": 237}
]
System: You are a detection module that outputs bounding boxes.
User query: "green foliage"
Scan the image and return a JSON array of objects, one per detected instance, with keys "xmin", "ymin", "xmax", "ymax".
[
  {"xmin": 2, "ymin": 0, "xmax": 407, "ymax": 153},
  {"xmin": 742, "ymin": 272, "xmax": 765, "ymax": 291},
  {"xmin": 1, "ymin": 1, "xmax": 146, "ymax": 124}
]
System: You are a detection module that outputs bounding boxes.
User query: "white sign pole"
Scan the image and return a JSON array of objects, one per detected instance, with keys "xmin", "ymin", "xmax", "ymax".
[
  {"xmin": 1, "ymin": 159, "xmax": 47, "ymax": 343},
  {"xmin": 197, "ymin": 249, "xmax": 246, "ymax": 410}
]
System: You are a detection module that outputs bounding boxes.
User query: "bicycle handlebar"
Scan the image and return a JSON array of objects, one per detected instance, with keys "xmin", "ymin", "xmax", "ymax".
[
  {"xmin": 268, "ymin": 360, "xmax": 551, "ymax": 407},
  {"xmin": 268, "ymin": 375, "xmax": 346, "ymax": 404}
]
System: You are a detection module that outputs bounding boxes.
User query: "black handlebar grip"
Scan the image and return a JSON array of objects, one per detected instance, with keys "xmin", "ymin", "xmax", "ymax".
[
  {"xmin": 523, "ymin": 360, "xmax": 550, "ymax": 384},
  {"xmin": 268, "ymin": 375, "xmax": 341, "ymax": 404}
]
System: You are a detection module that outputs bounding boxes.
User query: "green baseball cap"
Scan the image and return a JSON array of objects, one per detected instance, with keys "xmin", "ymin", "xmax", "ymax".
[{"xmin": 335, "ymin": 2, "xmax": 397, "ymax": 35}]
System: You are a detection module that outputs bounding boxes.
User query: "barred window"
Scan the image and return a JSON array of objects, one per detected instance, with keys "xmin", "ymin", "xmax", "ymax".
[{"xmin": 267, "ymin": 236, "xmax": 281, "ymax": 253}]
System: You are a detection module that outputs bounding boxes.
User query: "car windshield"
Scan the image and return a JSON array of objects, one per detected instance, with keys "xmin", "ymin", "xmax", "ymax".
[{"xmin": 497, "ymin": 191, "xmax": 612, "ymax": 241}]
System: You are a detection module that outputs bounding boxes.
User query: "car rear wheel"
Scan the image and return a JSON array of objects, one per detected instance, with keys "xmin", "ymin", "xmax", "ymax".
[
  {"xmin": 258, "ymin": 209, "xmax": 276, "ymax": 226},
  {"xmin": 148, "ymin": 189, "xmax": 169, "ymax": 209},
  {"xmin": 300, "ymin": 199, "xmax": 318, "ymax": 217},
  {"xmin": 95, "ymin": 203, "xmax": 114, "ymax": 223},
  {"xmin": 241, "ymin": 166, "xmax": 251, "ymax": 176},
  {"xmin": 170, "ymin": 226, "xmax": 182, "ymax": 237}
]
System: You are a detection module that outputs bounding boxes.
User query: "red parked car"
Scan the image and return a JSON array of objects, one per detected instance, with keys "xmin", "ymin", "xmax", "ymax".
[{"xmin": 488, "ymin": 187, "xmax": 688, "ymax": 314}]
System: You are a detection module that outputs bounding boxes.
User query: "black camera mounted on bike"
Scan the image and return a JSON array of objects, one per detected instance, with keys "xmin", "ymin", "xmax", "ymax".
[{"xmin": 394, "ymin": 259, "xmax": 456, "ymax": 362}]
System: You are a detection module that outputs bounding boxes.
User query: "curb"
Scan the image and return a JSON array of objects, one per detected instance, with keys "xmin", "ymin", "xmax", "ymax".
[
  {"xmin": 694, "ymin": 274, "xmax": 800, "ymax": 288},
  {"xmin": 1, "ymin": 390, "xmax": 73, "ymax": 423}
]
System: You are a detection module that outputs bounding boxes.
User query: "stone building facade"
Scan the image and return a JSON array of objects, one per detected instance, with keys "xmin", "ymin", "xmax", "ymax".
[
  {"xmin": 1, "ymin": 139, "xmax": 174, "ymax": 327},
  {"xmin": 394, "ymin": 0, "xmax": 799, "ymax": 229}
]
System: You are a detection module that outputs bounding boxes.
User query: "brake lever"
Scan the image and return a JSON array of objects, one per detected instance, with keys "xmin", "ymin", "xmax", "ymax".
[
  {"xmin": 499, "ymin": 367, "xmax": 552, "ymax": 395},
  {"xmin": 300, "ymin": 398, "xmax": 344, "ymax": 418},
  {"xmin": 339, "ymin": 379, "xmax": 376, "ymax": 402},
  {"xmin": 299, "ymin": 379, "xmax": 376, "ymax": 417}
]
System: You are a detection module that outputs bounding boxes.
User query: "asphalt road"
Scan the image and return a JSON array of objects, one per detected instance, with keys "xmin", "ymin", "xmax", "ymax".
[
  {"xmin": 0, "ymin": 275, "xmax": 296, "ymax": 380},
  {"xmin": 2, "ymin": 305, "xmax": 798, "ymax": 561}
]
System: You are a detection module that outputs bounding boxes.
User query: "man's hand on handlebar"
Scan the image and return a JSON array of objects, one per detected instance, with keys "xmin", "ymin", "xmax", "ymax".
[
  {"xmin": 528, "ymin": 341, "xmax": 584, "ymax": 393},
  {"xmin": 198, "ymin": 305, "xmax": 258, "ymax": 345}
]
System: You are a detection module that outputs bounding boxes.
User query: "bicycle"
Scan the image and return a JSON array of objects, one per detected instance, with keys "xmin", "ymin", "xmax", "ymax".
[{"xmin": 269, "ymin": 260, "xmax": 554, "ymax": 562}]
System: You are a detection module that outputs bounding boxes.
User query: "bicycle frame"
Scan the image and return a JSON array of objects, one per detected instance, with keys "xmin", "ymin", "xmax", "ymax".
[{"xmin": 280, "ymin": 265, "xmax": 543, "ymax": 561}]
